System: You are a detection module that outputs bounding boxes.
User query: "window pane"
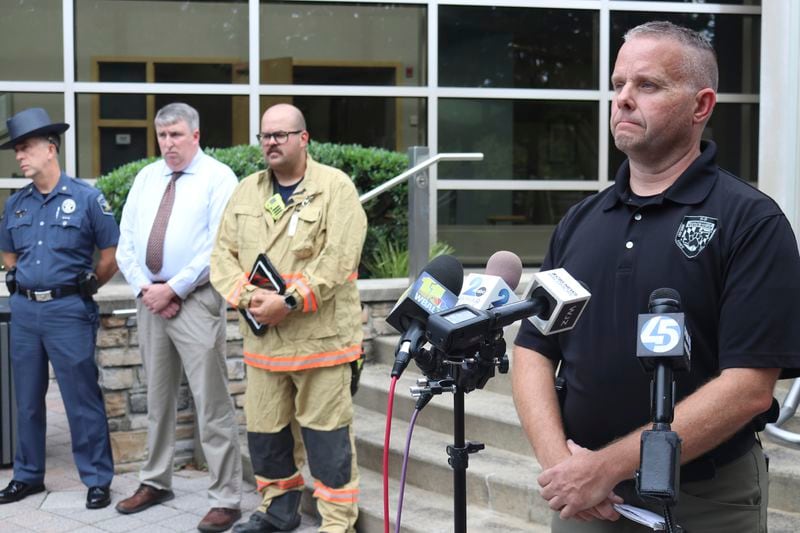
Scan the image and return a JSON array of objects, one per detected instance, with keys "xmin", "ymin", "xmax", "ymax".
[
  {"xmin": 439, "ymin": 7, "xmax": 599, "ymax": 89},
  {"xmin": 75, "ymin": 0, "xmax": 249, "ymax": 83},
  {"xmin": 0, "ymin": 1, "xmax": 62, "ymax": 81},
  {"xmin": 610, "ymin": 13, "xmax": 760, "ymax": 93},
  {"xmin": 77, "ymin": 94, "xmax": 249, "ymax": 178},
  {"xmin": 259, "ymin": 96, "xmax": 427, "ymax": 152},
  {"xmin": 608, "ymin": 103, "xmax": 759, "ymax": 183},
  {"xmin": 438, "ymin": 190, "xmax": 593, "ymax": 266},
  {"xmin": 260, "ymin": 2, "xmax": 427, "ymax": 86},
  {"xmin": 439, "ymin": 99, "xmax": 598, "ymax": 180},
  {"xmin": 615, "ymin": 0, "xmax": 759, "ymax": 4}
]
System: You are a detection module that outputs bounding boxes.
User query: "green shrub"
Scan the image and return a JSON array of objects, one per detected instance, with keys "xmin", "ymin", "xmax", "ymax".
[{"xmin": 95, "ymin": 142, "xmax": 410, "ymax": 278}]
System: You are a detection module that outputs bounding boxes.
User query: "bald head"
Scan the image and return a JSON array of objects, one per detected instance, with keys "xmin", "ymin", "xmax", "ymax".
[{"xmin": 262, "ymin": 104, "xmax": 307, "ymax": 132}]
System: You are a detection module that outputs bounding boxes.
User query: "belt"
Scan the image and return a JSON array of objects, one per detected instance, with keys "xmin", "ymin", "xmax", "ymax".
[
  {"xmin": 681, "ymin": 428, "xmax": 756, "ymax": 482},
  {"xmin": 17, "ymin": 286, "xmax": 80, "ymax": 302}
]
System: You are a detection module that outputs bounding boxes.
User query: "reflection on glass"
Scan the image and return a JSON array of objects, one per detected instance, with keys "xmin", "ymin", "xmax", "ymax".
[
  {"xmin": 0, "ymin": 94, "xmax": 65, "ymax": 179},
  {"xmin": 77, "ymin": 94, "xmax": 249, "ymax": 178},
  {"xmin": 258, "ymin": 96, "xmax": 427, "ymax": 153},
  {"xmin": 610, "ymin": 12, "xmax": 760, "ymax": 93},
  {"xmin": 74, "ymin": 0, "xmax": 249, "ymax": 83},
  {"xmin": 260, "ymin": 2, "xmax": 426, "ymax": 86},
  {"xmin": 438, "ymin": 190, "xmax": 593, "ymax": 266},
  {"xmin": 608, "ymin": 103, "xmax": 759, "ymax": 183},
  {"xmin": 439, "ymin": 7, "xmax": 598, "ymax": 89},
  {"xmin": 439, "ymin": 99, "xmax": 598, "ymax": 180},
  {"xmin": 0, "ymin": 1, "xmax": 63, "ymax": 81}
]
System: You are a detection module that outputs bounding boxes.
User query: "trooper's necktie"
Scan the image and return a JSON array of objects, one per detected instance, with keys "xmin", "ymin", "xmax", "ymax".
[{"xmin": 145, "ymin": 171, "xmax": 182, "ymax": 274}]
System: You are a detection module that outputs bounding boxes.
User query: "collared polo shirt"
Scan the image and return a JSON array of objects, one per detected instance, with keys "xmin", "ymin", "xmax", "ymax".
[
  {"xmin": 515, "ymin": 141, "xmax": 800, "ymax": 450},
  {"xmin": 0, "ymin": 173, "xmax": 119, "ymax": 289}
]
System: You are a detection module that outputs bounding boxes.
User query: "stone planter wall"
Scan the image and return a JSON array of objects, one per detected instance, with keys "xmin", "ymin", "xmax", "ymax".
[{"xmin": 94, "ymin": 278, "xmax": 406, "ymax": 473}]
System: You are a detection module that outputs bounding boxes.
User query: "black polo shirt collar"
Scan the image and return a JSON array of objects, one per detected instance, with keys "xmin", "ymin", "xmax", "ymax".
[{"xmin": 603, "ymin": 140, "xmax": 719, "ymax": 211}]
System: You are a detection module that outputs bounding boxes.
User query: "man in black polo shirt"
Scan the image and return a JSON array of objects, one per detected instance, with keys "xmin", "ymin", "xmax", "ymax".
[{"xmin": 512, "ymin": 21, "xmax": 800, "ymax": 533}]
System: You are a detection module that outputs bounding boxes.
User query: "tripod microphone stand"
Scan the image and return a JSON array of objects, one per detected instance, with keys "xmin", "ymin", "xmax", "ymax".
[{"xmin": 410, "ymin": 340, "xmax": 508, "ymax": 533}]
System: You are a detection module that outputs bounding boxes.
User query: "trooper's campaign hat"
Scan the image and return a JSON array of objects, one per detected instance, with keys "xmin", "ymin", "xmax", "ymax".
[{"xmin": 0, "ymin": 107, "xmax": 69, "ymax": 150}]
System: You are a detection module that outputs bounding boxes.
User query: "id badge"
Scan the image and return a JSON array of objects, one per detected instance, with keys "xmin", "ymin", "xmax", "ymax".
[{"xmin": 288, "ymin": 211, "xmax": 299, "ymax": 237}]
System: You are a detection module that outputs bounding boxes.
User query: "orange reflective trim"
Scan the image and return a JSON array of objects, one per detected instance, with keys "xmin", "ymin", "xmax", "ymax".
[
  {"xmin": 313, "ymin": 481, "xmax": 359, "ymax": 503},
  {"xmin": 283, "ymin": 272, "xmax": 317, "ymax": 313},
  {"xmin": 243, "ymin": 344, "xmax": 362, "ymax": 372},
  {"xmin": 347, "ymin": 271, "xmax": 358, "ymax": 282},
  {"xmin": 255, "ymin": 472, "xmax": 305, "ymax": 492},
  {"xmin": 225, "ymin": 274, "xmax": 249, "ymax": 307}
]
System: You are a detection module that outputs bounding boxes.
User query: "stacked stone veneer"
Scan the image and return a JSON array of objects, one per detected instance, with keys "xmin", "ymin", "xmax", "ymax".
[{"xmin": 94, "ymin": 278, "xmax": 406, "ymax": 473}]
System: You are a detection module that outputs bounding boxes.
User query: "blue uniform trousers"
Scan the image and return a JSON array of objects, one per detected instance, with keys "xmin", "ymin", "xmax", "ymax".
[{"xmin": 9, "ymin": 293, "xmax": 114, "ymax": 488}]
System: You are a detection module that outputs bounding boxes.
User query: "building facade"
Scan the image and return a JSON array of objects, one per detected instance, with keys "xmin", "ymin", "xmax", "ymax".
[{"xmin": 1, "ymin": 0, "xmax": 798, "ymax": 265}]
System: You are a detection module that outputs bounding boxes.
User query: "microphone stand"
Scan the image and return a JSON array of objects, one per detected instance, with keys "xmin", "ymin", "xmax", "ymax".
[
  {"xmin": 411, "ymin": 343, "xmax": 509, "ymax": 533},
  {"xmin": 636, "ymin": 359, "xmax": 682, "ymax": 533}
]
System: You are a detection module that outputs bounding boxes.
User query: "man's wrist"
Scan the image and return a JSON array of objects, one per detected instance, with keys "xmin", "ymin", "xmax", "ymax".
[{"xmin": 283, "ymin": 293, "xmax": 298, "ymax": 311}]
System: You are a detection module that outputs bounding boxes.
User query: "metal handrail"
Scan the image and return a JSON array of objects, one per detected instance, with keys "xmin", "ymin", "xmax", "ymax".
[
  {"xmin": 359, "ymin": 152, "xmax": 483, "ymax": 204},
  {"xmin": 765, "ymin": 378, "xmax": 800, "ymax": 446}
]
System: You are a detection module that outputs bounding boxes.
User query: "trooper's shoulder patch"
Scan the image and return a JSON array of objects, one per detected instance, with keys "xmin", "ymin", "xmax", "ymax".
[
  {"xmin": 675, "ymin": 215, "xmax": 718, "ymax": 258},
  {"xmin": 96, "ymin": 193, "xmax": 113, "ymax": 216}
]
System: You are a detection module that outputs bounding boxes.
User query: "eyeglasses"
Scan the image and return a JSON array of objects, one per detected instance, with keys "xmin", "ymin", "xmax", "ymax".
[{"xmin": 256, "ymin": 130, "xmax": 302, "ymax": 145}]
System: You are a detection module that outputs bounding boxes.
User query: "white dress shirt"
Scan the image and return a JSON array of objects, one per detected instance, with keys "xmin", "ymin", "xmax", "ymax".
[{"xmin": 116, "ymin": 149, "xmax": 238, "ymax": 299}]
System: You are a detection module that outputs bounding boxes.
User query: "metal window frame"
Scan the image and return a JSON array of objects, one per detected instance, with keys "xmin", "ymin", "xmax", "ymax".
[{"xmin": 0, "ymin": 0, "xmax": 765, "ymax": 217}]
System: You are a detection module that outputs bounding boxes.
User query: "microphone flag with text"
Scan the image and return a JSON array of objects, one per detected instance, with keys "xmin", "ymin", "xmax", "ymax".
[
  {"xmin": 386, "ymin": 254, "xmax": 463, "ymax": 377},
  {"xmin": 636, "ymin": 288, "xmax": 692, "ymax": 372},
  {"xmin": 426, "ymin": 267, "xmax": 590, "ymax": 355},
  {"xmin": 457, "ymin": 250, "xmax": 522, "ymax": 310}
]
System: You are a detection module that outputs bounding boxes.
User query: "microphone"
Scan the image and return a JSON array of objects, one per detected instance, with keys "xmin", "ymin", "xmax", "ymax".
[
  {"xmin": 425, "ymin": 267, "xmax": 591, "ymax": 354},
  {"xmin": 387, "ymin": 255, "xmax": 463, "ymax": 377},
  {"xmin": 522, "ymin": 268, "xmax": 591, "ymax": 335},
  {"xmin": 635, "ymin": 288, "xmax": 690, "ymax": 506},
  {"xmin": 636, "ymin": 288, "xmax": 691, "ymax": 372},
  {"xmin": 457, "ymin": 251, "xmax": 522, "ymax": 310}
]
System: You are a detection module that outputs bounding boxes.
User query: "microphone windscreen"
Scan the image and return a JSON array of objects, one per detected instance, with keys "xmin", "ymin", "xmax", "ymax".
[
  {"xmin": 485, "ymin": 251, "xmax": 523, "ymax": 290},
  {"xmin": 422, "ymin": 254, "xmax": 464, "ymax": 294},
  {"xmin": 648, "ymin": 287, "xmax": 681, "ymax": 313}
]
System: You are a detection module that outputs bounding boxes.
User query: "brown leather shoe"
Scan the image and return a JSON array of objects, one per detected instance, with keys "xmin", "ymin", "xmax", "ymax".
[
  {"xmin": 115, "ymin": 484, "xmax": 174, "ymax": 514},
  {"xmin": 198, "ymin": 507, "xmax": 242, "ymax": 532}
]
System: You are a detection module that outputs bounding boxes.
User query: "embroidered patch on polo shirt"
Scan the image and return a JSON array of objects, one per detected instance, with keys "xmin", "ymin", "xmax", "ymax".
[{"xmin": 675, "ymin": 215, "xmax": 718, "ymax": 258}]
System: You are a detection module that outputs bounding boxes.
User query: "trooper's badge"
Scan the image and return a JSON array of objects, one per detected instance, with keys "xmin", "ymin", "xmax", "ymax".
[
  {"xmin": 675, "ymin": 215, "xmax": 718, "ymax": 258},
  {"xmin": 61, "ymin": 198, "xmax": 77, "ymax": 214}
]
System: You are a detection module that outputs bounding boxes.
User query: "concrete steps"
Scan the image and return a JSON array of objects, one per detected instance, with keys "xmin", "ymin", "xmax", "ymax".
[{"xmin": 353, "ymin": 334, "xmax": 800, "ymax": 531}]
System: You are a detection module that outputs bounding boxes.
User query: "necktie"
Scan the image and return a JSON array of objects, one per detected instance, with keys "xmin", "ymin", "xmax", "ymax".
[{"xmin": 145, "ymin": 171, "xmax": 182, "ymax": 274}]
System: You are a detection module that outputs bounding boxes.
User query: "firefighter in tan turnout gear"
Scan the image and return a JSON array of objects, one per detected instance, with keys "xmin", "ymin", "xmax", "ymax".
[{"xmin": 210, "ymin": 103, "xmax": 366, "ymax": 533}]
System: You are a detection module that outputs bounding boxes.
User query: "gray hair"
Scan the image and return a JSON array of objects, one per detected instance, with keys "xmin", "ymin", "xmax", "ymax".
[
  {"xmin": 624, "ymin": 21, "xmax": 718, "ymax": 92},
  {"xmin": 155, "ymin": 102, "xmax": 200, "ymax": 131}
]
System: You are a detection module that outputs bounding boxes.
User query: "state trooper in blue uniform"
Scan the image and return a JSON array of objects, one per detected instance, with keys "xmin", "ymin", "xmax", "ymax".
[{"xmin": 0, "ymin": 108, "xmax": 119, "ymax": 509}]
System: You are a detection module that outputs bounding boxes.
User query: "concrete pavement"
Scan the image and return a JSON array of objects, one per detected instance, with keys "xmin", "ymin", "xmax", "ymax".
[{"xmin": 0, "ymin": 381, "xmax": 320, "ymax": 533}]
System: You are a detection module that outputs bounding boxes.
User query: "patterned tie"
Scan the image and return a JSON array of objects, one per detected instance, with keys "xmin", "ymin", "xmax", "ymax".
[{"xmin": 145, "ymin": 171, "xmax": 182, "ymax": 274}]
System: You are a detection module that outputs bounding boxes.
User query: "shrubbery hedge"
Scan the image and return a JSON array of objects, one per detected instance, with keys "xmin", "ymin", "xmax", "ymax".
[{"xmin": 95, "ymin": 142, "xmax": 410, "ymax": 278}]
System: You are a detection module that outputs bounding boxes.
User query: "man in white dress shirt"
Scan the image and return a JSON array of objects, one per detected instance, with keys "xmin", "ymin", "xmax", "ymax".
[{"xmin": 114, "ymin": 102, "xmax": 243, "ymax": 533}]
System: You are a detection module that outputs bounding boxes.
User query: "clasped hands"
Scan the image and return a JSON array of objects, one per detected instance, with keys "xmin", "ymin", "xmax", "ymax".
[
  {"xmin": 247, "ymin": 288, "xmax": 290, "ymax": 326},
  {"xmin": 141, "ymin": 283, "xmax": 181, "ymax": 319},
  {"xmin": 538, "ymin": 439, "xmax": 623, "ymax": 522}
]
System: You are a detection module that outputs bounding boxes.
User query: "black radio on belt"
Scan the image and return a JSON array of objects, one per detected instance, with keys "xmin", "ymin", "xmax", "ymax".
[
  {"xmin": 78, "ymin": 271, "xmax": 99, "ymax": 299},
  {"xmin": 5, "ymin": 266, "xmax": 17, "ymax": 295}
]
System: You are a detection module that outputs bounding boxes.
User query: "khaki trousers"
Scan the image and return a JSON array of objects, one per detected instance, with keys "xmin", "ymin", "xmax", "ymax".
[
  {"xmin": 551, "ymin": 443, "xmax": 768, "ymax": 533},
  {"xmin": 137, "ymin": 284, "xmax": 242, "ymax": 509}
]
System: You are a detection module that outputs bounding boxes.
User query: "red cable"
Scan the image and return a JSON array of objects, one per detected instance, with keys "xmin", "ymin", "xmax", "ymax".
[{"xmin": 383, "ymin": 376, "xmax": 399, "ymax": 533}]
